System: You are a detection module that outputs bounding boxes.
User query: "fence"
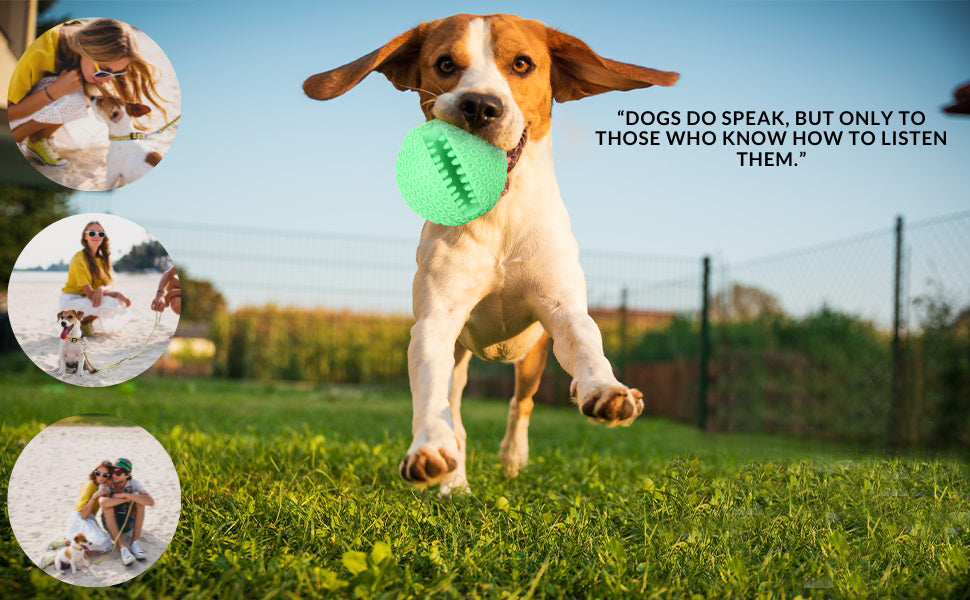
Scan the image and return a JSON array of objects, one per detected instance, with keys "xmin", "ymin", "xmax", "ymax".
[{"xmin": 141, "ymin": 211, "xmax": 970, "ymax": 446}]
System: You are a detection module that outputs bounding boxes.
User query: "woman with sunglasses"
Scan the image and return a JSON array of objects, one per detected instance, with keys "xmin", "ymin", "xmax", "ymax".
[
  {"xmin": 52, "ymin": 460, "xmax": 116, "ymax": 554},
  {"xmin": 7, "ymin": 18, "xmax": 167, "ymax": 167},
  {"xmin": 60, "ymin": 221, "xmax": 130, "ymax": 335}
]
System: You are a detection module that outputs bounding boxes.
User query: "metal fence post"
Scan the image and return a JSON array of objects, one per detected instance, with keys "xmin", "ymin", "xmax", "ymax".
[
  {"xmin": 699, "ymin": 256, "xmax": 711, "ymax": 431},
  {"xmin": 888, "ymin": 215, "xmax": 904, "ymax": 446},
  {"xmin": 619, "ymin": 286, "xmax": 629, "ymax": 382}
]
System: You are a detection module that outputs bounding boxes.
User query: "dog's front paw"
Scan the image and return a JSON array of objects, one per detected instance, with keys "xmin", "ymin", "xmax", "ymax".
[
  {"xmin": 570, "ymin": 380, "xmax": 644, "ymax": 426},
  {"xmin": 399, "ymin": 421, "xmax": 461, "ymax": 487}
]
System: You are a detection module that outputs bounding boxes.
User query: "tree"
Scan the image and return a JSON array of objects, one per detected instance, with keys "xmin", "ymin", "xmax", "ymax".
[
  {"xmin": 0, "ymin": 185, "xmax": 73, "ymax": 289},
  {"xmin": 114, "ymin": 240, "xmax": 169, "ymax": 272},
  {"xmin": 711, "ymin": 283, "xmax": 783, "ymax": 321}
]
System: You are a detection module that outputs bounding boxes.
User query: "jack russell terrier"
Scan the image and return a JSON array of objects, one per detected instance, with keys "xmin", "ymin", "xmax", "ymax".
[
  {"xmin": 55, "ymin": 309, "xmax": 97, "ymax": 377},
  {"xmin": 91, "ymin": 96, "xmax": 163, "ymax": 190},
  {"xmin": 53, "ymin": 533, "xmax": 90, "ymax": 574},
  {"xmin": 304, "ymin": 14, "xmax": 678, "ymax": 493}
]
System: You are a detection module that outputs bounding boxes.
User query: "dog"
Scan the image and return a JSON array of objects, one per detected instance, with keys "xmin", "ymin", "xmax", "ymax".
[
  {"xmin": 53, "ymin": 533, "xmax": 90, "ymax": 574},
  {"xmin": 55, "ymin": 309, "xmax": 97, "ymax": 377},
  {"xmin": 91, "ymin": 96, "xmax": 163, "ymax": 190},
  {"xmin": 304, "ymin": 14, "xmax": 678, "ymax": 493}
]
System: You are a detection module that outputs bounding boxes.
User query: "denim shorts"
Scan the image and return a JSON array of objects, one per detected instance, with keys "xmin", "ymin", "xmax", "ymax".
[{"xmin": 102, "ymin": 502, "xmax": 135, "ymax": 533}]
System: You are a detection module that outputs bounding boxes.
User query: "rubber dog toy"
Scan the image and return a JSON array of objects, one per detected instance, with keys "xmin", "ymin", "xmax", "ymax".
[{"xmin": 395, "ymin": 119, "xmax": 507, "ymax": 226}]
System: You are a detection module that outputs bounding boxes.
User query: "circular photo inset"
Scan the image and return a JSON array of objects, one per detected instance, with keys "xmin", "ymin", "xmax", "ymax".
[
  {"xmin": 7, "ymin": 17, "xmax": 180, "ymax": 191},
  {"xmin": 8, "ymin": 213, "xmax": 182, "ymax": 386},
  {"xmin": 7, "ymin": 414, "xmax": 181, "ymax": 587}
]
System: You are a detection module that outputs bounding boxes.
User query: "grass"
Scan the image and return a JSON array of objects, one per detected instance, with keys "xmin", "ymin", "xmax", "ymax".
[{"xmin": 1, "ymin": 366, "xmax": 968, "ymax": 598}]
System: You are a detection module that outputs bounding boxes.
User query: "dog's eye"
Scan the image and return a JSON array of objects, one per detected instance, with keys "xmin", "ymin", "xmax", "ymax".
[
  {"xmin": 435, "ymin": 55, "xmax": 456, "ymax": 76},
  {"xmin": 512, "ymin": 55, "xmax": 534, "ymax": 75}
]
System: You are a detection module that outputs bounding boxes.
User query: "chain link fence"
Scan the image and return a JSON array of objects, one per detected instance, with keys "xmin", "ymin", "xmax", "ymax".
[{"xmin": 143, "ymin": 211, "xmax": 969, "ymax": 446}]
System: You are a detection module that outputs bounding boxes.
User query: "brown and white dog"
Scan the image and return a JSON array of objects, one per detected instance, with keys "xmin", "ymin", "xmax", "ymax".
[
  {"xmin": 53, "ymin": 532, "xmax": 90, "ymax": 574},
  {"xmin": 55, "ymin": 310, "xmax": 97, "ymax": 377},
  {"xmin": 91, "ymin": 96, "xmax": 163, "ymax": 190},
  {"xmin": 305, "ymin": 14, "xmax": 678, "ymax": 493}
]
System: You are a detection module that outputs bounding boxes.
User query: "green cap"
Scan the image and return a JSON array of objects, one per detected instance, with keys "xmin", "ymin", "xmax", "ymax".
[{"xmin": 114, "ymin": 457, "xmax": 132, "ymax": 472}]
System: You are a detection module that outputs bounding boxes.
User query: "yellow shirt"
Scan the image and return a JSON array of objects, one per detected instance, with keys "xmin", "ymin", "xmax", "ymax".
[
  {"xmin": 7, "ymin": 25, "xmax": 62, "ymax": 104},
  {"xmin": 62, "ymin": 251, "xmax": 112, "ymax": 294},
  {"xmin": 73, "ymin": 480, "xmax": 98, "ymax": 512}
]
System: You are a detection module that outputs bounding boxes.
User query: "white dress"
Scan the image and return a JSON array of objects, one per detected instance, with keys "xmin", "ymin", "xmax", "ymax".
[{"xmin": 8, "ymin": 76, "xmax": 90, "ymax": 130}]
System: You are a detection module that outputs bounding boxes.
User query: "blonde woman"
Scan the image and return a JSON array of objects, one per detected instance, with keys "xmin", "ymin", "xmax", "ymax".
[
  {"xmin": 61, "ymin": 221, "xmax": 130, "ymax": 334},
  {"xmin": 65, "ymin": 461, "xmax": 115, "ymax": 553},
  {"xmin": 7, "ymin": 18, "xmax": 168, "ymax": 167},
  {"xmin": 42, "ymin": 460, "xmax": 115, "ymax": 566}
]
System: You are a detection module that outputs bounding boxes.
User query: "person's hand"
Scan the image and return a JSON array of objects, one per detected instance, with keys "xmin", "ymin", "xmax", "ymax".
[
  {"xmin": 117, "ymin": 293, "xmax": 131, "ymax": 308},
  {"xmin": 91, "ymin": 287, "xmax": 104, "ymax": 308},
  {"xmin": 151, "ymin": 290, "xmax": 167, "ymax": 312},
  {"xmin": 47, "ymin": 69, "xmax": 82, "ymax": 99}
]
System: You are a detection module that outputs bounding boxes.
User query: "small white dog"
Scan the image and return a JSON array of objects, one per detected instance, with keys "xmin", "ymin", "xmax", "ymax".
[
  {"xmin": 53, "ymin": 533, "xmax": 90, "ymax": 574},
  {"xmin": 91, "ymin": 96, "xmax": 162, "ymax": 190},
  {"xmin": 55, "ymin": 309, "xmax": 97, "ymax": 377}
]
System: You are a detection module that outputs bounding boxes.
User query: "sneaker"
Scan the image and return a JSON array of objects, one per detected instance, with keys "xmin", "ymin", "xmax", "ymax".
[
  {"xmin": 120, "ymin": 546, "xmax": 135, "ymax": 565},
  {"xmin": 81, "ymin": 323, "xmax": 95, "ymax": 337},
  {"xmin": 47, "ymin": 537, "xmax": 68, "ymax": 550},
  {"xmin": 40, "ymin": 551, "xmax": 56, "ymax": 568},
  {"xmin": 25, "ymin": 137, "xmax": 69, "ymax": 167},
  {"xmin": 129, "ymin": 540, "xmax": 146, "ymax": 560}
]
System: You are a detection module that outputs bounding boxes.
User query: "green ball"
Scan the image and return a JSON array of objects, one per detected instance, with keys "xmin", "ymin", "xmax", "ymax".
[{"xmin": 395, "ymin": 119, "xmax": 507, "ymax": 226}]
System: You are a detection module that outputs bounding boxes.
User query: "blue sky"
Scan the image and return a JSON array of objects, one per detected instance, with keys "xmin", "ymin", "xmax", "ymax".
[{"xmin": 27, "ymin": 1, "xmax": 970, "ymax": 313}]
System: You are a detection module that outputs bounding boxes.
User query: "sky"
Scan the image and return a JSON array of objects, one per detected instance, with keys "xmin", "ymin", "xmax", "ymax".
[
  {"xmin": 6, "ymin": 0, "xmax": 970, "ymax": 315},
  {"xmin": 13, "ymin": 213, "xmax": 155, "ymax": 268}
]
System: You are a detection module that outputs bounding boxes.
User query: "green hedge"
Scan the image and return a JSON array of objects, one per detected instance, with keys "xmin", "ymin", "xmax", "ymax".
[{"xmin": 211, "ymin": 306, "xmax": 412, "ymax": 384}]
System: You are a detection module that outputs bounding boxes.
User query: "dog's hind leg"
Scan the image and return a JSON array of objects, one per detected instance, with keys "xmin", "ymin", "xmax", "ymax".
[
  {"xmin": 439, "ymin": 343, "xmax": 473, "ymax": 495},
  {"xmin": 500, "ymin": 331, "xmax": 550, "ymax": 478}
]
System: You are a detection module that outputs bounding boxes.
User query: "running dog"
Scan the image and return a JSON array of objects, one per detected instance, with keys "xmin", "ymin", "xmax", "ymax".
[
  {"xmin": 53, "ymin": 533, "xmax": 90, "ymax": 574},
  {"xmin": 91, "ymin": 96, "xmax": 162, "ymax": 190},
  {"xmin": 55, "ymin": 309, "xmax": 97, "ymax": 377},
  {"xmin": 304, "ymin": 14, "xmax": 678, "ymax": 493}
]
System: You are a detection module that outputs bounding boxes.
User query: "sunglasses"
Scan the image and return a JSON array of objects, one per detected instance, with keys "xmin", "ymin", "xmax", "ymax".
[
  {"xmin": 94, "ymin": 471, "xmax": 111, "ymax": 478},
  {"xmin": 87, "ymin": 231, "xmax": 105, "ymax": 238},
  {"xmin": 93, "ymin": 61, "xmax": 127, "ymax": 79},
  {"xmin": 113, "ymin": 469, "xmax": 130, "ymax": 476}
]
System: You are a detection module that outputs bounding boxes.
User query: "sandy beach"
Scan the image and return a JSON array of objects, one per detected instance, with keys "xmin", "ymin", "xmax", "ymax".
[
  {"xmin": 16, "ymin": 26, "xmax": 181, "ymax": 191},
  {"xmin": 8, "ymin": 272, "xmax": 179, "ymax": 387},
  {"xmin": 7, "ymin": 422, "xmax": 181, "ymax": 587}
]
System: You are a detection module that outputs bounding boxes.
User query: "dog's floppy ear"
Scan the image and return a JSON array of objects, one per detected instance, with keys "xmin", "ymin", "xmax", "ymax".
[
  {"xmin": 57, "ymin": 311, "xmax": 65, "ymax": 319},
  {"xmin": 125, "ymin": 103, "xmax": 151, "ymax": 117},
  {"xmin": 75, "ymin": 310, "xmax": 84, "ymax": 319},
  {"xmin": 546, "ymin": 27, "xmax": 679, "ymax": 102},
  {"xmin": 304, "ymin": 23, "xmax": 429, "ymax": 100}
]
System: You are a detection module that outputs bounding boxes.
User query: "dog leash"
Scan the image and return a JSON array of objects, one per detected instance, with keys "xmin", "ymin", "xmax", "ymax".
[
  {"xmin": 88, "ymin": 501, "xmax": 135, "ymax": 566},
  {"xmin": 81, "ymin": 312, "xmax": 162, "ymax": 371},
  {"xmin": 108, "ymin": 115, "xmax": 181, "ymax": 141}
]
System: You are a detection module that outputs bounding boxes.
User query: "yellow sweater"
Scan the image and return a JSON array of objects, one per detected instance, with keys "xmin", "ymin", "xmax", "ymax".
[
  {"xmin": 7, "ymin": 24, "xmax": 63, "ymax": 104},
  {"xmin": 73, "ymin": 480, "xmax": 98, "ymax": 512},
  {"xmin": 62, "ymin": 251, "xmax": 112, "ymax": 294}
]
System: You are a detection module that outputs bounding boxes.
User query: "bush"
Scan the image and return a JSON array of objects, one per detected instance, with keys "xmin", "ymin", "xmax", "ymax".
[{"xmin": 212, "ymin": 306, "xmax": 412, "ymax": 384}]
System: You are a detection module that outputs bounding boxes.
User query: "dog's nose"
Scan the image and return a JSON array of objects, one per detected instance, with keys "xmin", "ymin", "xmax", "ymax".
[{"xmin": 458, "ymin": 92, "xmax": 504, "ymax": 129}]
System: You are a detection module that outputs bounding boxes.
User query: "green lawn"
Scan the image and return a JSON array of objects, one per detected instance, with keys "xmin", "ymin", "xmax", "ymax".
[{"xmin": 1, "ymin": 366, "xmax": 968, "ymax": 598}]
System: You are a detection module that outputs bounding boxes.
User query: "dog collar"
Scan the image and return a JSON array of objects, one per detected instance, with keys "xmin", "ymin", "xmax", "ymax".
[
  {"xmin": 67, "ymin": 336, "xmax": 83, "ymax": 343},
  {"xmin": 109, "ymin": 132, "xmax": 146, "ymax": 141}
]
